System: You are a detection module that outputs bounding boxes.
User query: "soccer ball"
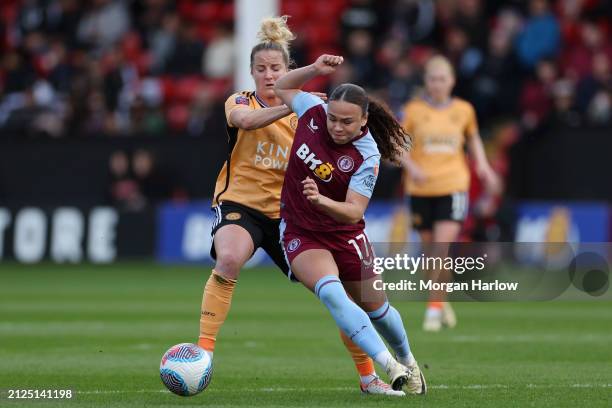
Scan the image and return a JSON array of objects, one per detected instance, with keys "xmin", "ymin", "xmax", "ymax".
[{"xmin": 160, "ymin": 343, "xmax": 213, "ymax": 396}]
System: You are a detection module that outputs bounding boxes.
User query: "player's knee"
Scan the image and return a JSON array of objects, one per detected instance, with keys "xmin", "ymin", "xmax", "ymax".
[{"xmin": 214, "ymin": 252, "xmax": 246, "ymax": 279}]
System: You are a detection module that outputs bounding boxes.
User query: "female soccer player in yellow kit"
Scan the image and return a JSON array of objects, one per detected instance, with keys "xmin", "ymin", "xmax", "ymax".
[
  {"xmin": 400, "ymin": 56, "xmax": 500, "ymax": 331},
  {"xmin": 197, "ymin": 16, "xmax": 398, "ymax": 395}
]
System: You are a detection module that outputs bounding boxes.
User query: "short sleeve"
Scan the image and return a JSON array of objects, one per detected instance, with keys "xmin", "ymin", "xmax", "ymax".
[
  {"xmin": 348, "ymin": 155, "xmax": 380, "ymax": 198},
  {"xmin": 292, "ymin": 91, "xmax": 325, "ymax": 118},
  {"xmin": 465, "ymin": 103, "xmax": 479, "ymax": 138},
  {"xmin": 225, "ymin": 93, "xmax": 251, "ymax": 126}
]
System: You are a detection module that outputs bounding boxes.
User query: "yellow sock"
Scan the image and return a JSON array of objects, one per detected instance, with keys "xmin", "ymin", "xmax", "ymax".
[
  {"xmin": 198, "ymin": 269, "xmax": 237, "ymax": 352},
  {"xmin": 339, "ymin": 330, "xmax": 375, "ymax": 378}
]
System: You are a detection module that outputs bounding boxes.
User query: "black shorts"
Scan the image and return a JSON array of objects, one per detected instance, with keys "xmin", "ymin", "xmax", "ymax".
[
  {"xmin": 409, "ymin": 192, "xmax": 469, "ymax": 231},
  {"xmin": 210, "ymin": 201, "xmax": 292, "ymax": 279}
]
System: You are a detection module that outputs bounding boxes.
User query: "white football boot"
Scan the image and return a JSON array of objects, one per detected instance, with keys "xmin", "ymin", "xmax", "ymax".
[
  {"xmin": 422, "ymin": 308, "xmax": 442, "ymax": 332},
  {"xmin": 360, "ymin": 376, "xmax": 405, "ymax": 396},
  {"xmin": 404, "ymin": 361, "xmax": 427, "ymax": 395},
  {"xmin": 384, "ymin": 358, "xmax": 410, "ymax": 391},
  {"xmin": 441, "ymin": 302, "xmax": 457, "ymax": 329}
]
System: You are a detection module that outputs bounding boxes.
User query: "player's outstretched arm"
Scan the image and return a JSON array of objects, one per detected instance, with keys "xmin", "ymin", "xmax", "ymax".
[
  {"xmin": 302, "ymin": 177, "xmax": 369, "ymax": 224},
  {"xmin": 228, "ymin": 104, "xmax": 293, "ymax": 130},
  {"xmin": 274, "ymin": 54, "xmax": 343, "ymax": 110}
]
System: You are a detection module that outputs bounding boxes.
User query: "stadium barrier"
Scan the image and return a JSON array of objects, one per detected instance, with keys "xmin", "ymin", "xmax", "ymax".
[
  {"xmin": 0, "ymin": 206, "xmax": 155, "ymax": 263},
  {"xmin": 0, "ymin": 201, "xmax": 610, "ymax": 265}
]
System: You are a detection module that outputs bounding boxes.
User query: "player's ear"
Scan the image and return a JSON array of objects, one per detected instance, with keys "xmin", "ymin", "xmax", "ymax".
[{"xmin": 361, "ymin": 112, "xmax": 368, "ymax": 127}]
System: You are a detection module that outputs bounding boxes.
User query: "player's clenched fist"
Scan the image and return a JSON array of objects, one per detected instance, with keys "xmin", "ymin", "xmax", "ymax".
[
  {"xmin": 313, "ymin": 54, "xmax": 344, "ymax": 75},
  {"xmin": 302, "ymin": 177, "xmax": 321, "ymax": 204}
]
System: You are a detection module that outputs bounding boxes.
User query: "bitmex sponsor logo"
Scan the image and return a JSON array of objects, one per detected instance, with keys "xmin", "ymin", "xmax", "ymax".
[{"xmin": 296, "ymin": 143, "xmax": 334, "ymax": 182}]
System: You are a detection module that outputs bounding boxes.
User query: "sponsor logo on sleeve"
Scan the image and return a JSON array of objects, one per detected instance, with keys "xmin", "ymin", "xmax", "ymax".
[
  {"xmin": 235, "ymin": 95, "xmax": 249, "ymax": 105},
  {"xmin": 363, "ymin": 175, "xmax": 376, "ymax": 192}
]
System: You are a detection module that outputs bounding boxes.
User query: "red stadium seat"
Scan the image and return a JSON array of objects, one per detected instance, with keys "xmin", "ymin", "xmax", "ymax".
[
  {"xmin": 302, "ymin": 75, "xmax": 329, "ymax": 93},
  {"xmin": 218, "ymin": 3, "xmax": 234, "ymax": 22},
  {"xmin": 175, "ymin": 76, "xmax": 206, "ymax": 103},
  {"xmin": 193, "ymin": 2, "xmax": 221, "ymax": 24},
  {"xmin": 281, "ymin": 0, "xmax": 307, "ymax": 21},
  {"xmin": 166, "ymin": 103, "xmax": 190, "ymax": 132}
]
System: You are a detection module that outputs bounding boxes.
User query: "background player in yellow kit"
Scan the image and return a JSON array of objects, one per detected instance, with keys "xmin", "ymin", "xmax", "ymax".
[
  {"xmin": 197, "ymin": 16, "xmax": 396, "ymax": 395},
  {"xmin": 400, "ymin": 56, "xmax": 500, "ymax": 332}
]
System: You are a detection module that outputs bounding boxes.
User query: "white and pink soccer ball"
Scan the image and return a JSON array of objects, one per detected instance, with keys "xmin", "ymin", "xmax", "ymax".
[{"xmin": 160, "ymin": 343, "xmax": 213, "ymax": 396}]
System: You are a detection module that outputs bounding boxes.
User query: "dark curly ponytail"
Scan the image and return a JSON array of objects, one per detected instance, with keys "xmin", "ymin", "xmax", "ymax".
[{"xmin": 329, "ymin": 84, "xmax": 411, "ymax": 163}]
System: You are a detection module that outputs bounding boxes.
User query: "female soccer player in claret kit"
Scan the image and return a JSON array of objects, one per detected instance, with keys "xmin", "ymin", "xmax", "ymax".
[
  {"xmin": 399, "ymin": 56, "xmax": 500, "ymax": 331},
  {"xmin": 274, "ymin": 54, "xmax": 427, "ymax": 395},
  {"xmin": 197, "ymin": 16, "xmax": 399, "ymax": 396}
]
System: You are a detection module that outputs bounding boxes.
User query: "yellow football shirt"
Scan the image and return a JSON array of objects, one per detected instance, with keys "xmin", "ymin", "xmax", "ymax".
[
  {"xmin": 401, "ymin": 97, "xmax": 478, "ymax": 196},
  {"xmin": 213, "ymin": 91, "xmax": 297, "ymax": 218}
]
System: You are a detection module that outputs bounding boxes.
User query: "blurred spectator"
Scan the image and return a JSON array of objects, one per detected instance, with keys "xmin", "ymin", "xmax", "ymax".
[
  {"xmin": 344, "ymin": 30, "xmax": 378, "ymax": 87},
  {"xmin": 340, "ymin": 0, "xmax": 387, "ymax": 43},
  {"xmin": 107, "ymin": 149, "xmax": 144, "ymax": 210},
  {"xmin": 132, "ymin": 148, "xmax": 173, "ymax": 203},
  {"xmin": 389, "ymin": 0, "xmax": 435, "ymax": 44},
  {"xmin": 78, "ymin": 89, "xmax": 118, "ymax": 136},
  {"xmin": 2, "ymin": 81, "xmax": 64, "ymax": 138},
  {"xmin": 45, "ymin": 40, "xmax": 74, "ymax": 94},
  {"xmin": 202, "ymin": 24, "xmax": 234, "ymax": 79},
  {"xmin": 77, "ymin": 0, "xmax": 130, "ymax": 53},
  {"xmin": 148, "ymin": 12, "xmax": 179, "ymax": 74},
  {"xmin": 472, "ymin": 28, "xmax": 521, "ymax": 118},
  {"xmin": 187, "ymin": 88, "xmax": 214, "ymax": 137},
  {"xmin": 45, "ymin": 0, "xmax": 83, "ymax": 48},
  {"xmin": 127, "ymin": 95, "xmax": 166, "ymax": 136},
  {"xmin": 495, "ymin": 7, "xmax": 524, "ymax": 39},
  {"xmin": 586, "ymin": 89, "xmax": 611, "ymax": 125},
  {"xmin": 519, "ymin": 59, "xmax": 558, "ymax": 130},
  {"xmin": 575, "ymin": 52, "xmax": 611, "ymax": 116},
  {"xmin": 1, "ymin": 51, "xmax": 36, "ymax": 93},
  {"xmin": 515, "ymin": 0, "xmax": 561, "ymax": 68},
  {"xmin": 377, "ymin": 37, "xmax": 405, "ymax": 73},
  {"xmin": 562, "ymin": 20, "xmax": 612, "ymax": 80},
  {"xmin": 165, "ymin": 21, "xmax": 204, "ymax": 75},
  {"xmin": 444, "ymin": 25, "xmax": 483, "ymax": 97},
  {"xmin": 454, "ymin": 0, "xmax": 488, "ymax": 49},
  {"xmin": 386, "ymin": 57, "xmax": 420, "ymax": 113},
  {"xmin": 102, "ymin": 47, "xmax": 128, "ymax": 113},
  {"xmin": 544, "ymin": 79, "xmax": 582, "ymax": 128}
]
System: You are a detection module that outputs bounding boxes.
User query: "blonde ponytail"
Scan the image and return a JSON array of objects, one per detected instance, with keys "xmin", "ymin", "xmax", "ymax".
[{"xmin": 250, "ymin": 15, "xmax": 296, "ymax": 69}]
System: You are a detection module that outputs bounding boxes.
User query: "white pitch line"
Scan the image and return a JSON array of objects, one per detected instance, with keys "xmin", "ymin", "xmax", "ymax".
[{"xmin": 75, "ymin": 384, "xmax": 612, "ymax": 395}]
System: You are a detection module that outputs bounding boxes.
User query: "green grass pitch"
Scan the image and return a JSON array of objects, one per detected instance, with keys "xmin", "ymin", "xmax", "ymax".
[{"xmin": 1, "ymin": 262, "xmax": 611, "ymax": 407}]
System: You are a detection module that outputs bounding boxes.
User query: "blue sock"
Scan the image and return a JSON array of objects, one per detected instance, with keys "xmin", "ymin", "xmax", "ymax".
[
  {"xmin": 314, "ymin": 275, "xmax": 387, "ymax": 359},
  {"xmin": 368, "ymin": 301, "xmax": 411, "ymax": 359}
]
